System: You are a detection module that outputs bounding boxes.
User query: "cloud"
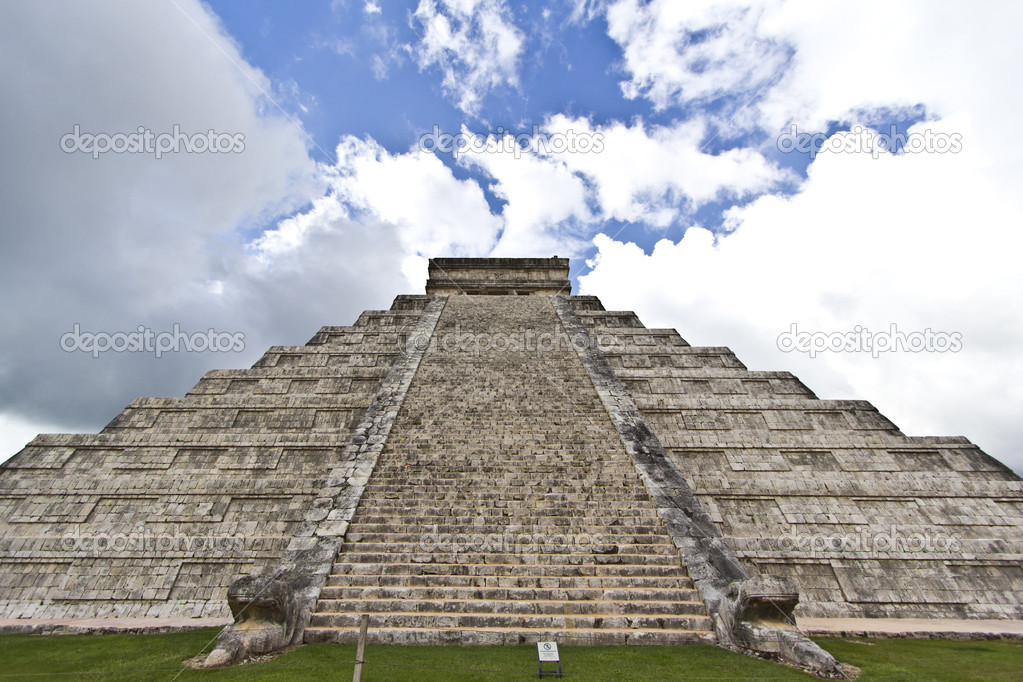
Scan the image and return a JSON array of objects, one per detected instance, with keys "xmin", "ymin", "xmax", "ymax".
[
  {"xmin": 246, "ymin": 132, "xmax": 507, "ymax": 292},
  {"xmin": 412, "ymin": 115, "xmax": 789, "ymax": 255},
  {"xmin": 752, "ymin": 0, "xmax": 1023, "ymax": 133},
  {"xmin": 0, "ymin": 0, "xmax": 334, "ymax": 457},
  {"xmin": 606, "ymin": 0, "xmax": 790, "ymax": 113},
  {"xmin": 327, "ymin": 136, "xmax": 502, "ymax": 256},
  {"xmin": 605, "ymin": 0, "xmax": 1023, "ymax": 146},
  {"xmin": 456, "ymin": 129, "xmax": 593, "ymax": 256},
  {"xmin": 411, "ymin": 0, "xmax": 525, "ymax": 115},
  {"xmin": 581, "ymin": 0, "xmax": 1023, "ymax": 473},
  {"xmin": 544, "ymin": 115, "xmax": 791, "ymax": 226}
]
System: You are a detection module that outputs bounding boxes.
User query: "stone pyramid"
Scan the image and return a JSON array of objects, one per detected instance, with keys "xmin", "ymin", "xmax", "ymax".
[{"xmin": 1, "ymin": 258, "xmax": 1020, "ymax": 672}]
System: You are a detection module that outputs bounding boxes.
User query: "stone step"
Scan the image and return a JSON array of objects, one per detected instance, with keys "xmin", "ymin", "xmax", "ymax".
[
  {"xmin": 364, "ymin": 478, "xmax": 640, "ymax": 488},
  {"xmin": 344, "ymin": 521, "xmax": 665, "ymax": 534},
  {"xmin": 324, "ymin": 574, "xmax": 696, "ymax": 589},
  {"xmin": 319, "ymin": 585, "xmax": 700, "ymax": 603},
  {"xmin": 351, "ymin": 506, "xmax": 663, "ymax": 515},
  {"xmin": 333, "ymin": 550, "xmax": 679, "ymax": 565},
  {"xmin": 370, "ymin": 464, "xmax": 636, "ymax": 474},
  {"xmin": 314, "ymin": 598, "xmax": 707, "ymax": 616},
  {"xmin": 358, "ymin": 486, "xmax": 647, "ymax": 496},
  {"xmin": 366, "ymin": 478, "xmax": 643, "ymax": 486},
  {"xmin": 356, "ymin": 495, "xmax": 654, "ymax": 505},
  {"xmin": 353, "ymin": 505, "xmax": 657, "ymax": 516},
  {"xmin": 341, "ymin": 532, "xmax": 674, "ymax": 545},
  {"xmin": 370, "ymin": 458, "xmax": 636, "ymax": 467},
  {"xmin": 373, "ymin": 450, "xmax": 623, "ymax": 457},
  {"xmin": 307, "ymin": 611, "xmax": 712, "ymax": 632},
  {"xmin": 371, "ymin": 468, "xmax": 639, "ymax": 474},
  {"xmin": 372, "ymin": 451, "xmax": 629, "ymax": 460},
  {"xmin": 367, "ymin": 468, "xmax": 639, "ymax": 478},
  {"xmin": 382, "ymin": 422, "xmax": 613, "ymax": 430},
  {"xmin": 351, "ymin": 513, "xmax": 662, "ymax": 526},
  {"xmin": 303, "ymin": 625, "xmax": 715, "ymax": 646},
  {"xmin": 338, "ymin": 540, "xmax": 677, "ymax": 554},
  {"xmin": 329, "ymin": 562, "xmax": 688, "ymax": 579},
  {"xmin": 367, "ymin": 474, "xmax": 641, "ymax": 482},
  {"xmin": 359, "ymin": 488, "xmax": 651, "ymax": 498}
]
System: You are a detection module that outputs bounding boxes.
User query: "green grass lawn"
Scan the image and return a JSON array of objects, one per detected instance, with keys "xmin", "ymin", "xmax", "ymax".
[{"xmin": 0, "ymin": 628, "xmax": 1020, "ymax": 681}]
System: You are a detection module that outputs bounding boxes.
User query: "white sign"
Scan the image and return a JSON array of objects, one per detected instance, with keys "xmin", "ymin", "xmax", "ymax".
[{"xmin": 537, "ymin": 641, "xmax": 560, "ymax": 662}]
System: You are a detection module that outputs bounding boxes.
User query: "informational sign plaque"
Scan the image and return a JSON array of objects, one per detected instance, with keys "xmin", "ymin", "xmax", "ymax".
[{"xmin": 536, "ymin": 641, "xmax": 562, "ymax": 678}]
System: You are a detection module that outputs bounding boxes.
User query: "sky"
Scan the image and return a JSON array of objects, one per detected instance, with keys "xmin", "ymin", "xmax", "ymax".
[{"xmin": 1, "ymin": 0, "xmax": 1021, "ymax": 474}]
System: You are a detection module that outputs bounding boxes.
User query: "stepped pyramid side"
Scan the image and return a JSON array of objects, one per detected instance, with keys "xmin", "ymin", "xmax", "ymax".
[
  {"xmin": 1, "ymin": 255, "xmax": 1021, "ymax": 646},
  {"xmin": 566, "ymin": 296, "xmax": 1023, "ymax": 619},
  {"xmin": 0, "ymin": 295, "xmax": 430, "ymax": 620}
]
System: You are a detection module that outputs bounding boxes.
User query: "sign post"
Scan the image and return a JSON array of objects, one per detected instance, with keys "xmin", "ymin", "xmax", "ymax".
[
  {"xmin": 352, "ymin": 614, "xmax": 369, "ymax": 682},
  {"xmin": 536, "ymin": 641, "xmax": 562, "ymax": 678}
]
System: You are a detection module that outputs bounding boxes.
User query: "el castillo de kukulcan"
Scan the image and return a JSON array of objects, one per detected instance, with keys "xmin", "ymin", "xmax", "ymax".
[{"xmin": 1, "ymin": 258, "xmax": 1021, "ymax": 674}]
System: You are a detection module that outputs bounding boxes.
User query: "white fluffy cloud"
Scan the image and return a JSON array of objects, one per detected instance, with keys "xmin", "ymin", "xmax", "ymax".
[
  {"xmin": 411, "ymin": 0, "xmax": 525, "ymax": 115},
  {"xmin": 329, "ymin": 136, "xmax": 501, "ymax": 255},
  {"xmin": 0, "ymin": 1, "xmax": 381, "ymax": 457},
  {"xmin": 585, "ymin": 0, "xmax": 1023, "ymax": 472},
  {"xmin": 754, "ymin": 1, "xmax": 1023, "ymax": 134},
  {"xmin": 544, "ymin": 115, "xmax": 790, "ymax": 226},
  {"xmin": 250, "ymin": 134, "xmax": 504, "ymax": 292},
  {"xmin": 606, "ymin": 0, "xmax": 789, "ymax": 111},
  {"xmin": 457, "ymin": 131, "xmax": 592, "ymax": 256},
  {"xmin": 449, "ymin": 114, "xmax": 789, "ymax": 248}
]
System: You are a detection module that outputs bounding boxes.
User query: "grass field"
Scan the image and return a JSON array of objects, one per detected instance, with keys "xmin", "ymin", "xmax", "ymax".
[{"xmin": 0, "ymin": 628, "xmax": 1021, "ymax": 680}]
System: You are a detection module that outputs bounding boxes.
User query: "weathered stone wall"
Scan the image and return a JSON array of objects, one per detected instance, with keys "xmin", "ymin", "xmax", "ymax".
[
  {"xmin": 0, "ymin": 295, "xmax": 430, "ymax": 620},
  {"xmin": 568, "ymin": 295, "xmax": 1023, "ymax": 620},
  {"xmin": 425, "ymin": 257, "xmax": 570, "ymax": 295}
]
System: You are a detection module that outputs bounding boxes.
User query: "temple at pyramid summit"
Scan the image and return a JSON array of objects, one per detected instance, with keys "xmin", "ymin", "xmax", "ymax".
[{"xmin": 1, "ymin": 257, "xmax": 1021, "ymax": 672}]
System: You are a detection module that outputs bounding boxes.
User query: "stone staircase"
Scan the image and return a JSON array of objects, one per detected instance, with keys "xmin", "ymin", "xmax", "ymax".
[{"xmin": 304, "ymin": 295, "xmax": 714, "ymax": 645}]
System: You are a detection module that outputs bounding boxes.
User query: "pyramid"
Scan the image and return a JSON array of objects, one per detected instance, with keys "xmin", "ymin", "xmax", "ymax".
[{"xmin": 1, "ymin": 257, "xmax": 1020, "ymax": 672}]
